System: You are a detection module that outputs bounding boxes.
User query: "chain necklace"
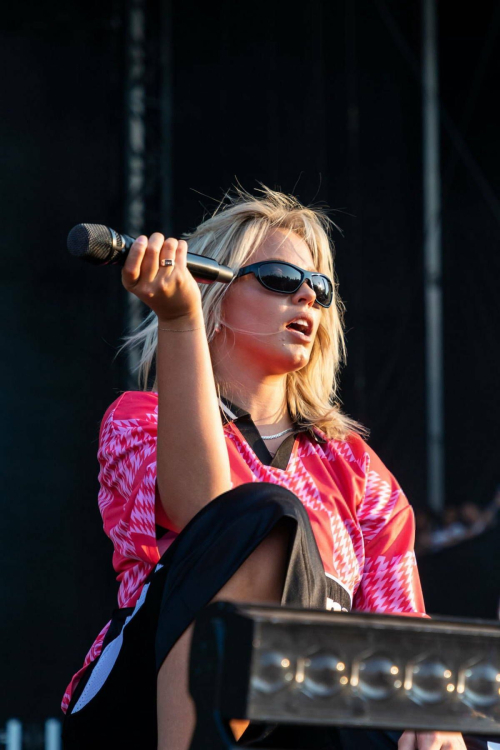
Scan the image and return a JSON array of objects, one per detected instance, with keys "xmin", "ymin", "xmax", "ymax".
[{"xmin": 260, "ymin": 426, "xmax": 295, "ymax": 440}]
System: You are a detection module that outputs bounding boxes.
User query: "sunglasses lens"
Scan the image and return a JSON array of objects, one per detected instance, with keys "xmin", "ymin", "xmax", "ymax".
[
  {"xmin": 258, "ymin": 262, "xmax": 302, "ymax": 293},
  {"xmin": 254, "ymin": 262, "xmax": 333, "ymax": 307},
  {"xmin": 312, "ymin": 275, "xmax": 333, "ymax": 306}
]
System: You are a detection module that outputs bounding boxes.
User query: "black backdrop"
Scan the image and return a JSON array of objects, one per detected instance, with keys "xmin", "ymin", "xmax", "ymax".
[{"xmin": 2, "ymin": 0, "xmax": 499, "ymax": 723}]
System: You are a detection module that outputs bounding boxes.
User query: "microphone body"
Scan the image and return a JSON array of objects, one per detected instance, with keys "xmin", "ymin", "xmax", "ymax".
[{"xmin": 67, "ymin": 223, "xmax": 234, "ymax": 284}]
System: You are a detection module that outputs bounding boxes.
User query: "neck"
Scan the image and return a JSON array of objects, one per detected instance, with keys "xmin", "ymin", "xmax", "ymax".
[
  {"xmin": 214, "ymin": 368, "xmax": 292, "ymax": 432},
  {"xmin": 221, "ymin": 378, "xmax": 291, "ymax": 427}
]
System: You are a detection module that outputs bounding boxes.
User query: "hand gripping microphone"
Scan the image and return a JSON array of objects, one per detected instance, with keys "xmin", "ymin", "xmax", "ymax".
[{"xmin": 67, "ymin": 223, "xmax": 235, "ymax": 284}]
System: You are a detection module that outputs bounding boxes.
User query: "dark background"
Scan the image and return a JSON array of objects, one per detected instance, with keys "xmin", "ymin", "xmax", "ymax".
[{"xmin": 1, "ymin": 0, "xmax": 499, "ymax": 723}]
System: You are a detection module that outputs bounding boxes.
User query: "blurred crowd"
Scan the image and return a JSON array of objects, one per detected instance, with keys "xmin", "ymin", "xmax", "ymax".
[{"xmin": 414, "ymin": 486, "xmax": 500, "ymax": 556}]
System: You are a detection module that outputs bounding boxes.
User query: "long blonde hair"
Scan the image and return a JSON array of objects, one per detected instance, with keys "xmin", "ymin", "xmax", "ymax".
[{"xmin": 116, "ymin": 184, "xmax": 368, "ymax": 441}]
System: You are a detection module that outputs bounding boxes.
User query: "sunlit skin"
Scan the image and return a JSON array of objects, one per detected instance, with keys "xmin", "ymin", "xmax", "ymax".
[{"xmin": 210, "ymin": 228, "xmax": 322, "ymax": 441}]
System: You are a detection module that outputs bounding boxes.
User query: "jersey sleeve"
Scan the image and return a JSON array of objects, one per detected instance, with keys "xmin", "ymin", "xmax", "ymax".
[
  {"xmin": 353, "ymin": 444, "xmax": 427, "ymax": 617},
  {"xmin": 97, "ymin": 391, "xmax": 168, "ymax": 574}
]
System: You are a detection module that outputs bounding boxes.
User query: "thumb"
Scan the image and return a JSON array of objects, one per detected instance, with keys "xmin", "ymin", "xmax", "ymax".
[{"xmin": 398, "ymin": 730, "xmax": 417, "ymax": 750}]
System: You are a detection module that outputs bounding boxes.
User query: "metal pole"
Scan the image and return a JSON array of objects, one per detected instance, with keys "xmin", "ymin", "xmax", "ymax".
[
  {"xmin": 5, "ymin": 720, "xmax": 22, "ymax": 750},
  {"xmin": 44, "ymin": 719, "xmax": 61, "ymax": 750},
  {"xmin": 124, "ymin": 0, "xmax": 147, "ymax": 388},
  {"xmin": 346, "ymin": 0, "xmax": 367, "ymax": 421},
  {"xmin": 160, "ymin": 0, "xmax": 174, "ymax": 239},
  {"xmin": 422, "ymin": 0, "xmax": 445, "ymax": 512}
]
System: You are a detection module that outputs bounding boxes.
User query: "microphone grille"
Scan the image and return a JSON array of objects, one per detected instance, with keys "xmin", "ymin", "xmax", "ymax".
[{"xmin": 67, "ymin": 224, "xmax": 122, "ymax": 265}]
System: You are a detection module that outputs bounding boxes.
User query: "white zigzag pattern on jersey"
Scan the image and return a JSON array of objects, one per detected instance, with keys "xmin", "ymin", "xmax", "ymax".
[
  {"xmin": 98, "ymin": 430, "xmax": 155, "ymax": 514},
  {"xmin": 129, "ymin": 464, "xmax": 157, "ymax": 537},
  {"xmin": 109, "ymin": 519, "xmax": 136, "ymax": 558},
  {"xmin": 97, "ymin": 484, "xmax": 114, "ymax": 514},
  {"xmin": 318, "ymin": 438, "xmax": 367, "ymax": 471},
  {"xmin": 360, "ymin": 469, "xmax": 393, "ymax": 515},
  {"xmin": 297, "ymin": 438, "xmax": 317, "ymax": 458},
  {"xmin": 354, "ymin": 552, "xmax": 417, "ymax": 613},
  {"xmin": 118, "ymin": 560, "xmax": 151, "ymax": 608},
  {"xmin": 97, "ymin": 414, "xmax": 159, "ymax": 610},
  {"xmin": 314, "ymin": 440, "xmax": 341, "ymax": 465},
  {"xmin": 327, "ymin": 512, "xmax": 360, "ymax": 595},
  {"xmin": 357, "ymin": 471, "xmax": 401, "ymax": 542},
  {"xmin": 346, "ymin": 516, "xmax": 366, "ymax": 596}
]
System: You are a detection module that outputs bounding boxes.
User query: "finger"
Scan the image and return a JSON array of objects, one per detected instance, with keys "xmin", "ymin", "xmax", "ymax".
[
  {"xmin": 173, "ymin": 239, "xmax": 188, "ymax": 271},
  {"xmin": 398, "ymin": 730, "xmax": 417, "ymax": 750},
  {"xmin": 434, "ymin": 732, "xmax": 466, "ymax": 749},
  {"xmin": 414, "ymin": 732, "xmax": 445, "ymax": 749},
  {"xmin": 140, "ymin": 232, "xmax": 166, "ymax": 283},
  {"xmin": 121, "ymin": 235, "xmax": 148, "ymax": 288},
  {"xmin": 442, "ymin": 735, "xmax": 467, "ymax": 750},
  {"xmin": 157, "ymin": 237, "xmax": 181, "ymax": 277}
]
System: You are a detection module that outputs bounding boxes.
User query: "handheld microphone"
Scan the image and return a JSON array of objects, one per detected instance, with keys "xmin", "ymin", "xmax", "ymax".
[{"xmin": 67, "ymin": 223, "xmax": 235, "ymax": 284}]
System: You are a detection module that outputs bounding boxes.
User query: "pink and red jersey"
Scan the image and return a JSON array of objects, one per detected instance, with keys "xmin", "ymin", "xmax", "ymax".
[{"xmin": 62, "ymin": 390, "xmax": 426, "ymax": 713}]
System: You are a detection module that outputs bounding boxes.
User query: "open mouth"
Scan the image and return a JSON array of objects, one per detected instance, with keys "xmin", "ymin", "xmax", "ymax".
[{"xmin": 285, "ymin": 320, "xmax": 313, "ymax": 339}]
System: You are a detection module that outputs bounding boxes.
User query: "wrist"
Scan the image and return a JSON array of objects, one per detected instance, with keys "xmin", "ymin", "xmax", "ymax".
[{"xmin": 157, "ymin": 310, "xmax": 205, "ymax": 331}]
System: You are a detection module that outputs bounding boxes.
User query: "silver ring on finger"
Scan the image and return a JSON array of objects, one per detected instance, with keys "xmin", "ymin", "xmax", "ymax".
[{"xmin": 160, "ymin": 259, "xmax": 175, "ymax": 268}]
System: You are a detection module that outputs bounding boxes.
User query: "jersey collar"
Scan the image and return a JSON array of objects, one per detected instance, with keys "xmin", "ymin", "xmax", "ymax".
[{"xmin": 218, "ymin": 394, "xmax": 326, "ymax": 469}]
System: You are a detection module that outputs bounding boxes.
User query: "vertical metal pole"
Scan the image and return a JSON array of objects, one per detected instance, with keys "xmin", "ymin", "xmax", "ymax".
[
  {"xmin": 422, "ymin": 0, "xmax": 445, "ymax": 512},
  {"xmin": 5, "ymin": 720, "xmax": 22, "ymax": 750},
  {"xmin": 160, "ymin": 0, "xmax": 174, "ymax": 239},
  {"xmin": 346, "ymin": 0, "xmax": 367, "ymax": 421},
  {"xmin": 44, "ymin": 719, "xmax": 61, "ymax": 750},
  {"xmin": 124, "ymin": 0, "xmax": 147, "ymax": 387}
]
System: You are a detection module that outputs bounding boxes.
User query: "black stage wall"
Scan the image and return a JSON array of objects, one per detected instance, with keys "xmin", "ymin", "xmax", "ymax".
[
  {"xmin": 1, "ymin": 0, "xmax": 128, "ymax": 723},
  {"xmin": 2, "ymin": 0, "xmax": 499, "ymax": 723}
]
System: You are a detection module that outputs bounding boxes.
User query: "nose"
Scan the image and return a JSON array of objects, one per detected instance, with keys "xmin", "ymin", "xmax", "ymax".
[{"xmin": 292, "ymin": 279, "xmax": 317, "ymax": 305}]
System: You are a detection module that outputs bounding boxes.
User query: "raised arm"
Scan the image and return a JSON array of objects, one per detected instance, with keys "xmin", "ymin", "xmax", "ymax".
[{"xmin": 121, "ymin": 233, "xmax": 231, "ymax": 533}]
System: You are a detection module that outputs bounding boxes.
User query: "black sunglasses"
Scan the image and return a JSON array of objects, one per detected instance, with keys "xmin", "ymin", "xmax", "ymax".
[{"xmin": 235, "ymin": 260, "xmax": 333, "ymax": 308}]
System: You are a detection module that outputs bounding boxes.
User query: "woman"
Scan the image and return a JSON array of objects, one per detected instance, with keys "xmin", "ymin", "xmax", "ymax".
[{"xmin": 62, "ymin": 187, "xmax": 469, "ymax": 749}]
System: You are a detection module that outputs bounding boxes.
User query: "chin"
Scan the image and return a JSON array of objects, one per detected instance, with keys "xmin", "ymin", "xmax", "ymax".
[
  {"xmin": 280, "ymin": 350, "xmax": 310, "ymax": 372},
  {"xmin": 245, "ymin": 342, "xmax": 311, "ymax": 374}
]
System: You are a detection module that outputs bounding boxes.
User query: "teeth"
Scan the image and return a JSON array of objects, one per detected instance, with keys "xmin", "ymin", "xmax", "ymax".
[{"xmin": 288, "ymin": 319, "xmax": 310, "ymax": 334}]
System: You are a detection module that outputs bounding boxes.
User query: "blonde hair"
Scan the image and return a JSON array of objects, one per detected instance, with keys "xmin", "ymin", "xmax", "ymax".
[{"xmin": 116, "ymin": 184, "xmax": 368, "ymax": 441}]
